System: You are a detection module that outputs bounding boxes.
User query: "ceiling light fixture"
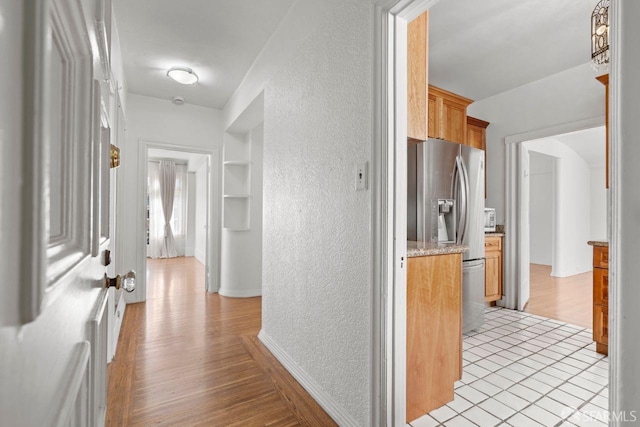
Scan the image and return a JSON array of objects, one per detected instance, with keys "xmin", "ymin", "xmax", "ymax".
[
  {"xmin": 167, "ymin": 66, "xmax": 199, "ymax": 85},
  {"xmin": 591, "ymin": 0, "xmax": 609, "ymax": 72}
]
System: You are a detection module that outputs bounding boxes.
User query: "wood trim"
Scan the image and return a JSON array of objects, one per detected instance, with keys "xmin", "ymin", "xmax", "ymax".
[
  {"xmin": 428, "ymin": 84, "xmax": 474, "ymax": 106},
  {"xmin": 596, "ymin": 74, "xmax": 609, "ymax": 189},
  {"xmin": 467, "ymin": 116, "xmax": 490, "ymax": 129}
]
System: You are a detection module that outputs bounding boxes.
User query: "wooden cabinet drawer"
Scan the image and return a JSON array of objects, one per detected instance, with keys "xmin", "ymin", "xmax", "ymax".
[
  {"xmin": 593, "ymin": 268, "xmax": 609, "ymax": 306},
  {"xmin": 485, "ymin": 236, "xmax": 502, "ymax": 252},
  {"xmin": 593, "ymin": 246, "xmax": 609, "ymax": 269},
  {"xmin": 593, "ymin": 304, "xmax": 608, "ymax": 345}
]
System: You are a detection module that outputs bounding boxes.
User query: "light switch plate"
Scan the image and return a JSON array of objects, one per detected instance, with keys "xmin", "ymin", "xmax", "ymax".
[{"xmin": 356, "ymin": 162, "xmax": 368, "ymax": 191}]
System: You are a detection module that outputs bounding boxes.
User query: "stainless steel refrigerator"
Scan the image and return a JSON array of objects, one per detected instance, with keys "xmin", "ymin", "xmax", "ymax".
[{"xmin": 408, "ymin": 138, "xmax": 486, "ymax": 333}]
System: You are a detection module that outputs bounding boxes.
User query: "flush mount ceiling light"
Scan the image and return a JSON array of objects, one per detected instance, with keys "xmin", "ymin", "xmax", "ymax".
[
  {"xmin": 591, "ymin": 0, "xmax": 610, "ymax": 72},
  {"xmin": 167, "ymin": 66, "xmax": 199, "ymax": 85}
]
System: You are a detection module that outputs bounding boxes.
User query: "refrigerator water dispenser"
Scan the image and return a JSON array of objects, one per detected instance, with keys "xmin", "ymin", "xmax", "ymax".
[{"xmin": 431, "ymin": 199, "xmax": 456, "ymax": 243}]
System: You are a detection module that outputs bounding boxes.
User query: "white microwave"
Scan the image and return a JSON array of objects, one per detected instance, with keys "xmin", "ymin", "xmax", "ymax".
[{"xmin": 484, "ymin": 208, "xmax": 496, "ymax": 232}]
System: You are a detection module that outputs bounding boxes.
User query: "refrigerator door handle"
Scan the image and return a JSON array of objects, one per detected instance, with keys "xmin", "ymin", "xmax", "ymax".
[
  {"xmin": 453, "ymin": 155, "xmax": 467, "ymax": 245},
  {"xmin": 459, "ymin": 155, "xmax": 471, "ymax": 245}
]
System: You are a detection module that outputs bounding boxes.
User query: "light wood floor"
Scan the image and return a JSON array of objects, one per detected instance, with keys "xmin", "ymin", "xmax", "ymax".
[
  {"xmin": 524, "ymin": 263, "xmax": 592, "ymax": 329},
  {"xmin": 106, "ymin": 257, "xmax": 335, "ymax": 426}
]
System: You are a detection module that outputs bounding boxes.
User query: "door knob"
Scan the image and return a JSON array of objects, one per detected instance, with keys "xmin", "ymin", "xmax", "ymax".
[{"xmin": 104, "ymin": 270, "xmax": 136, "ymax": 292}]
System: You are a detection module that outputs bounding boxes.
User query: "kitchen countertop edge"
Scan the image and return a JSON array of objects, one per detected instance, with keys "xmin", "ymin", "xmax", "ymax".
[
  {"xmin": 407, "ymin": 241, "xmax": 469, "ymax": 257},
  {"xmin": 588, "ymin": 240, "xmax": 609, "ymax": 247}
]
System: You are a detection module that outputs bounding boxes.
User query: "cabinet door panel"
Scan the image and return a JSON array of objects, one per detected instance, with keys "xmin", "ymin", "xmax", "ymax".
[
  {"xmin": 485, "ymin": 251, "xmax": 501, "ymax": 301},
  {"xmin": 441, "ymin": 100, "xmax": 466, "ymax": 144},
  {"xmin": 593, "ymin": 268, "xmax": 609, "ymax": 306},
  {"xmin": 406, "ymin": 254, "xmax": 461, "ymax": 421},
  {"xmin": 407, "ymin": 12, "xmax": 428, "ymax": 141},
  {"xmin": 593, "ymin": 305, "xmax": 608, "ymax": 344},
  {"xmin": 427, "ymin": 94, "xmax": 437, "ymax": 139}
]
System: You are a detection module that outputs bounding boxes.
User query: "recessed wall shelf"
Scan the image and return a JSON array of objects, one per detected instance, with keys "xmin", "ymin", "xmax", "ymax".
[{"xmin": 223, "ymin": 133, "xmax": 252, "ymax": 230}]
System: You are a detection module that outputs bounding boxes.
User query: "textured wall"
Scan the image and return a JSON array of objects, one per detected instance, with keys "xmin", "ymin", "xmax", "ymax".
[{"xmin": 261, "ymin": 0, "xmax": 373, "ymax": 423}]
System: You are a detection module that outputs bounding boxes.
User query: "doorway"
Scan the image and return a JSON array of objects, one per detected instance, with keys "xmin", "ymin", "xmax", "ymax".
[
  {"xmin": 516, "ymin": 127, "xmax": 606, "ymax": 327},
  {"xmin": 145, "ymin": 147, "xmax": 210, "ymax": 298},
  {"xmin": 137, "ymin": 141, "xmax": 220, "ymax": 301}
]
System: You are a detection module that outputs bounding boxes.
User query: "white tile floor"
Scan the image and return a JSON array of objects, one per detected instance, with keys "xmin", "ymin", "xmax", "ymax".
[{"xmin": 410, "ymin": 307, "xmax": 609, "ymax": 427}]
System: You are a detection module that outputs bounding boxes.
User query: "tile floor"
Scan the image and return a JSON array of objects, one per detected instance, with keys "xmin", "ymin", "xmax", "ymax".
[{"xmin": 410, "ymin": 307, "xmax": 609, "ymax": 427}]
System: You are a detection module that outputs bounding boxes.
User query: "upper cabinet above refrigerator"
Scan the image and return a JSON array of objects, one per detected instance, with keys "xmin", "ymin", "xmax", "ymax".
[{"xmin": 407, "ymin": 12, "xmax": 429, "ymax": 142}]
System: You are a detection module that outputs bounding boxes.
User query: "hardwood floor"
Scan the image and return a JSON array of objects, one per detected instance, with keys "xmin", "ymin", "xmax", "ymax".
[
  {"xmin": 106, "ymin": 257, "xmax": 335, "ymax": 426},
  {"xmin": 524, "ymin": 263, "xmax": 592, "ymax": 329}
]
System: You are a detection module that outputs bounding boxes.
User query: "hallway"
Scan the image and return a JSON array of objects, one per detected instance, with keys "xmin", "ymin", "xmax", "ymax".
[{"xmin": 106, "ymin": 257, "xmax": 335, "ymax": 426}]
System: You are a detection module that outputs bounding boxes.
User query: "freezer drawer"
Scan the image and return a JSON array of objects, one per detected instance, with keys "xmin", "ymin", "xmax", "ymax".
[{"xmin": 462, "ymin": 259, "xmax": 485, "ymax": 333}]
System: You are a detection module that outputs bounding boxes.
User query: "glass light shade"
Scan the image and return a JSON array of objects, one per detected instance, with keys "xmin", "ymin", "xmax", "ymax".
[{"xmin": 167, "ymin": 66, "xmax": 199, "ymax": 85}]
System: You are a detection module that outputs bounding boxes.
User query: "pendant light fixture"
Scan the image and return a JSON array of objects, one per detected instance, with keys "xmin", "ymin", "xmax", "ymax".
[
  {"xmin": 167, "ymin": 66, "xmax": 199, "ymax": 85},
  {"xmin": 591, "ymin": 0, "xmax": 610, "ymax": 72}
]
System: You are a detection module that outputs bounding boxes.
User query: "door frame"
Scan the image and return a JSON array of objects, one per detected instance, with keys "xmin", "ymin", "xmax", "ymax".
[
  {"xmin": 372, "ymin": 0, "xmax": 440, "ymax": 424},
  {"xmin": 504, "ymin": 116, "xmax": 604, "ymax": 310},
  {"xmin": 137, "ymin": 140, "xmax": 220, "ymax": 299}
]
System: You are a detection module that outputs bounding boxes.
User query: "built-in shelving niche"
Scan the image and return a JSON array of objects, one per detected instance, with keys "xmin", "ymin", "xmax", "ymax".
[{"xmin": 223, "ymin": 133, "xmax": 252, "ymax": 231}]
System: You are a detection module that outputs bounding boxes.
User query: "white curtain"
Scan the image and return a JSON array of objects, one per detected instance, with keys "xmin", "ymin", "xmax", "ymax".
[{"xmin": 147, "ymin": 160, "xmax": 187, "ymax": 258}]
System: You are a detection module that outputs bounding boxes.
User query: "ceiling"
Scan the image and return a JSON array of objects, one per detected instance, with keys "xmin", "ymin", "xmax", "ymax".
[
  {"xmin": 114, "ymin": 0, "xmax": 599, "ymax": 109},
  {"xmin": 429, "ymin": 0, "xmax": 597, "ymax": 101},
  {"xmin": 528, "ymin": 126, "xmax": 606, "ymax": 169},
  {"xmin": 113, "ymin": 0, "xmax": 295, "ymax": 109},
  {"xmin": 554, "ymin": 126, "xmax": 606, "ymax": 168}
]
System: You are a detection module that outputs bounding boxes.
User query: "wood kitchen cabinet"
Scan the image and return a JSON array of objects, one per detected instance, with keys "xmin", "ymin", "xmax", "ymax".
[
  {"xmin": 467, "ymin": 116, "xmax": 490, "ymax": 197},
  {"xmin": 596, "ymin": 74, "xmax": 609, "ymax": 189},
  {"xmin": 467, "ymin": 116, "xmax": 489, "ymax": 151},
  {"xmin": 484, "ymin": 236, "xmax": 503, "ymax": 302},
  {"xmin": 407, "ymin": 12, "xmax": 429, "ymax": 142},
  {"xmin": 591, "ymin": 244, "xmax": 609, "ymax": 355},
  {"xmin": 407, "ymin": 253, "xmax": 462, "ymax": 422},
  {"xmin": 428, "ymin": 85, "xmax": 473, "ymax": 144}
]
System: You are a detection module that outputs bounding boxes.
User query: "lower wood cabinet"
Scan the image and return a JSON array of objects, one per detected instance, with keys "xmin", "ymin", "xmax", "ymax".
[
  {"xmin": 484, "ymin": 236, "xmax": 503, "ymax": 302},
  {"xmin": 406, "ymin": 253, "xmax": 462, "ymax": 423},
  {"xmin": 592, "ymin": 245, "xmax": 609, "ymax": 355}
]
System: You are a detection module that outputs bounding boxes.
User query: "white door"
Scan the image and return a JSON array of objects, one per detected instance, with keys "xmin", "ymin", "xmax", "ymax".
[
  {"xmin": 0, "ymin": 1, "xmax": 117, "ymax": 425},
  {"xmin": 518, "ymin": 145, "xmax": 531, "ymax": 310}
]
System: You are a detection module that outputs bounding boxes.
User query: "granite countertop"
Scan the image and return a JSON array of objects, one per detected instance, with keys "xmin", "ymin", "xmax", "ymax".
[
  {"xmin": 588, "ymin": 240, "xmax": 609, "ymax": 247},
  {"xmin": 485, "ymin": 232, "xmax": 505, "ymax": 237},
  {"xmin": 407, "ymin": 241, "xmax": 469, "ymax": 258}
]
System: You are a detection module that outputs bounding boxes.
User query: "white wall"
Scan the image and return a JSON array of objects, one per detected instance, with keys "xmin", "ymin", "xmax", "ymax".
[
  {"xmin": 117, "ymin": 94, "xmax": 223, "ymax": 302},
  {"xmin": 590, "ymin": 165, "xmax": 607, "ymax": 239},
  {"xmin": 468, "ymin": 62, "xmax": 605, "ymax": 224},
  {"xmin": 529, "ymin": 152, "xmax": 554, "ymax": 266},
  {"xmin": 194, "ymin": 162, "xmax": 207, "ymax": 265},
  {"xmin": 258, "ymin": 0, "xmax": 372, "ymax": 424},
  {"xmin": 526, "ymin": 139, "xmax": 592, "ymax": 277}
]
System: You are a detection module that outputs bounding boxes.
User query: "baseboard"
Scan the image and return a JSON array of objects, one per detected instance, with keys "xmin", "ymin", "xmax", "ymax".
[
  {"xmin": 258, "ymin": 329, "xmax": 359, "ymax": 427},
  {"xmin": 218, "ymin": 287, "xmax": 262, "ymax": 298}
]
